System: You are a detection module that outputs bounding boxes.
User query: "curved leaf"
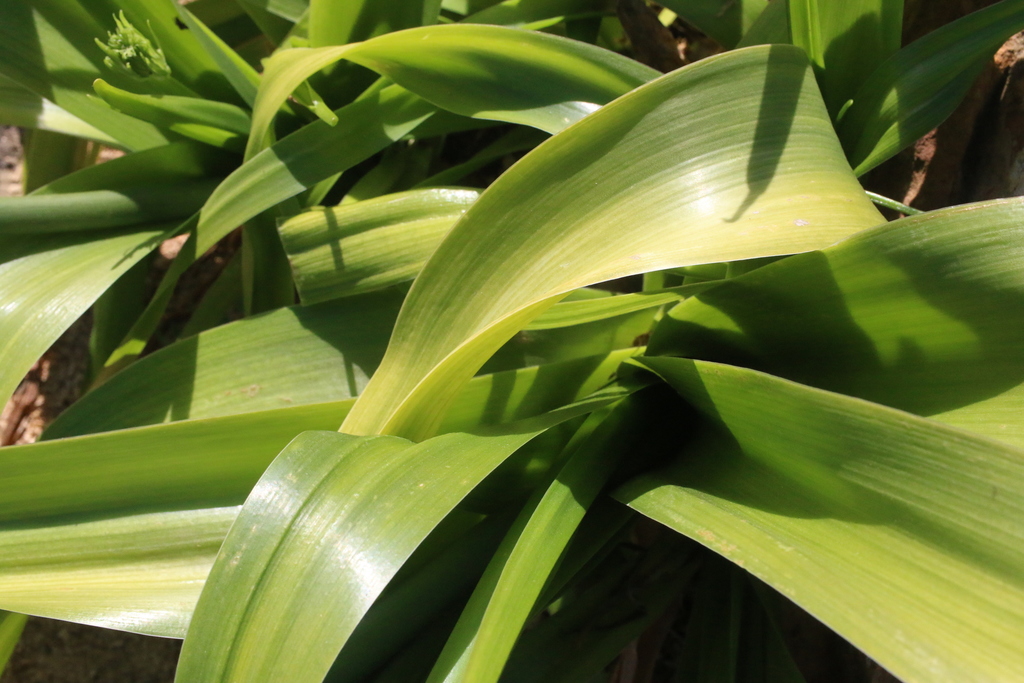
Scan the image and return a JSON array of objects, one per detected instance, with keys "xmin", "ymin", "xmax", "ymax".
[
  {"xmin": 428, "ymin": 390, "xmax": 670, "ymax": 683},
  {"xmin": 174, "ymin": 391, "xmax": 624, "ymax": 683},
  {"xmin": 247, "ymin": 24, "xmax": 658, "ymax": 157},
  {"xmin": 0, "ymin": 72, "xmax": 115, "ymax": 143},
  {"xmin": 619, "ymin": 357, "xmax": 1024, "ymax": 683},
  {"xmin": 525, "ymin": 283, "xmax": 708, "ymax": 330},
  {"xmin": 0, "ymin": 226, "xmax": 172, "ymax": 407},
  {"xmin": 838, "ymin": 0, "xmax": 1024, "ymax": 175},
  {"xmin": 658, "ymin": 0, "xmax": 767, "ymax": 49},
  {"xmin": 279, "ymin": 188, "xmax": 479, "ymax": 304},
  {"xmin": 93, "ymin": 79, "xmax": 252, "ymax": 152},
  {"xmin": 649, "ymin": 197, "xmax": 1024, "ymax": 447},
  {"xmin": 46, "ymin": 289, "xmax": 405, "ymax": 438},
  {"xmin": 342, "ymin": 45, "xmax": 883, "ymax": 440}
]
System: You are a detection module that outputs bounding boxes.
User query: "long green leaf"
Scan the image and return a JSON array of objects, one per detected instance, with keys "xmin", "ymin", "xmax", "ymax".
[
  {"xmin": 428, "ymin": 389, "xmax": 671, "ymax": 683},
  {"xmin": 525, "ymin": 283, "xmax": 708, "ymax": 330},
  {"xmin": 309, "ymin": 0, "xmax": 438, "ymax": 47},
  {"xmin": 0, "ymin": 226, "xmax": 172, "ymax": 407},
  {"xmin": 0, "ymin": 143, "xmax": 232, "ymax": 404},
  {"xmin": 342, "ymin": 45, "xmax": 883, "ymax": 440},
  {"xmin": 838, "ymin": 0, "xmax": 1024, "ymax": 175},
  {"xmin": 619, "ymin": 357, "xmax": 1024, "ymax": 683},
  {"xmin": 247, "ymin": 24, "xmax": 658, "ymax": 158},
  {"xmin": 0, "ymin": 73, "xmax": 115, "ymax": 143},
  {"xmin": 174, "ymin": 383, "xmax": 625, "ymax": 683},
  {"xmin": 0, "ymin": 181, "xmax": 218, "ymax": 234},
  {"xmin": 649, "ymin": 197, "xmax": 1024, "ymax": 448},
  {"xmin": 464, "ymin": 0, "xmax": 615, "ymax": 29},
  {"xmin": 197, "ymin": 85, "xmax": 436, "ymax": 258},
  {"xmin": 787, "ymin": 0, "xmax": 903, "ymax": 116},
  {"xmin": 1, "ymin": 351, "xmax": 635, "ymax": 634},
  {"xmin": 175, "ymin": 6, "xmax": 261, "ymax": 107},
  {"xmin": 0, "ymin": 612, "xmax": 26, "ymax": 674},
  {"xmin": 279, "ymin": 188, "xmax": 479, "ymax": 304},
  {"xmin": 46, "ymin": 289, "xmax": 405, "ymax": 438},
  {"xmin": 93, "ymin": 79, "xmax": 251, "ymax": 152}
]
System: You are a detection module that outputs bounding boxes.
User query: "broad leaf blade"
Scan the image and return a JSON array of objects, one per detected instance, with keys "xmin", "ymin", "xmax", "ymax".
[
  {"xmin": 175, "ymin": 395, "xmax": 621, "ymax": 683},
  {"xmin": 839, "ymin": 0, "xmax": 1024, "ymax": 175},
  {"xmin": 342, "ymin": 45, "xmax": 883, "ymax": 440},
  {"xmin": 619, "ymin": 357, "xmax": 1024, "ymax": 683},
  {"xmin": 278, "ymin": 188, "xmax": 479, "ymax": 304},
  {"xmin": 247, "ymin": 24, "xmax": 658, "ymax": 158},
  {"xmin": 649, "ymin": 197, "xmax": 1024, "ymax": 448}
]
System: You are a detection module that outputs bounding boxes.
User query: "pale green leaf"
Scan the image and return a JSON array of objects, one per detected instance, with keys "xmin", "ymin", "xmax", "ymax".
[
  {"xmin": 247, "ymin": 24, "xmax": 658, "ymax": 158},
  {"xmin": 93, "ymin": 79, "xmax": 251, "ymax": 152},
  {"xmin": 0, "ymin": 73, "xmax": 116, "ymax": 143},
  {"xmin": 279, "ymin": 188, "xmax": 479, "ymax": 304},
  {"xmin": 619, "ymin": 357, "xmax": 1024, "ymax": 683},
  {"xmin": 649, "ymin": 197, "xmax": 1024, "ymax": 448},
  {"xmin": 46, "ymin": 289, "xmax": 406, "ymax": 438},
  {"xmin": 341, "ymin": 45, "xmax": 883, "ymax": 440},
  {"xmin": 839, "ymin": 0, "xmax": 1024, "ymax": 175},
  {"xmin": 174, "ymin": 388, "xmax": 624, "ymax": 682}
]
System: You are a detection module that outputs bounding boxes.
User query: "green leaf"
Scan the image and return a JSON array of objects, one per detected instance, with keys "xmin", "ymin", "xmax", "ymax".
[
  {"xmin": 736, "ymin": 0, "xmax": 790, "ymax": 48},
  {"xmin": 174, "ymin": 392, "xmax": 622, "ymax": 683},
  {"xmin": 247, "ymin": 24, "xmax": 658, "ymax": 158},
  {"xmin": 525, "ymin": 283, "xmax": 708, "ymax": 330},
  {"xmin": 93, "ymin": 79, "xmax": 251, "ymax": 152},
  {"xmin": 32, "ymin": 141, "xmax": 236, "ymax": 195},
  {"xmin": 428, "ymin": 389, "xmax": 670, "ymax": 683},
  {"xmin": 1, "ymin": 351, "xmax": 634, "ymax": 634},
  {"xmin": 413, "ymin": 127, "xmax": 548, "ymax": 188},
  {"xmin": 658, "ymin": 0, "xmax": 768, "ymax": 49},
  {"xmin": 464, "ymin": 0, "xmax": 615, "ymax": 29},
  {"xmin": 838, "ymin": 0, "xmax": 1024, "ymax": 175},
  {"xmin": 0, "ymin": 72, "xmax": 116, "ymax": 143},
  {"xmin": 309, "ymin": 0, "xmax": 439, "ymax": 47},
  {"xmin": 341, "ymin": 45, "xmax": 883, "ymax": 441},
  {"xmin": 175, "ymin": 6, "xmax": 261, "ymax": 107},
  {"xmin": 619, "ymin": 357, "xmax": 1024, "ymax": 683},
  {"xmin": 0, "ymin": 180, "xmax": 218, "ymax": 235},
  {"xmin": 648, "ymin": 197, "xmax": 1024, "ymax": 448},
  {"xmin": 197, "ymin": 85, "xmax": 436, "ymax": 260},
  {"xmin": 787, "ymin": 0, "xmax": 904, "ymax": 116},
  {"xmin": 0, "ymin": 226, "xmax": 172, "ymax": 408},
  {"xmin": 502, "ymin": 533, "xmax": 697, "ymax": 683},
  {"xmin": 0, "ymin": 612, "xmax": 26, "ymax": 674},
  {"xmin": 46, "ymin": 289, "xmax": 405, "ymax": 438},
  {"xmin": 279, "ymin": 188, "xmax": 479, "ymax": 304}
]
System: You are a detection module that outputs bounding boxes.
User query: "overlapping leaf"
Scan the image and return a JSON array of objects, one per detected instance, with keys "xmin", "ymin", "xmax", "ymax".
[
  {"xmin": 649, "ymin": 197, "xmax": 1024, "ymax": 448},
  {"xmin": 278, "ymin": 189, "xmax": 479, "ymax": 304},
  {"xmin": 619, "ymin": 357, "xmax": 1024, "ymax": 683},
  {"xmin": 174, "ymin": 385, "xmax": 627, "ymax": 683},
  {"xmin": 342, "ymin": 45, "xmax": 883, "ymax": 440},
  {"xmin": 838, "ymin": 0, "xmax": 1024, "ymax": 175}
]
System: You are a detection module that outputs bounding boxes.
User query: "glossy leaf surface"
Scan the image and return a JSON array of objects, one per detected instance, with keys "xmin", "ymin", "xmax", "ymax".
[
  {"xmin": 343, "ymin": 45, "xmax": 883, "ymax": 440},
  {"xmin": 279, "ymin": 189, "xmax": 478, "ymax": 304},
  {"xmin": 620, "ymin": 357, "xmax": 1024, "ymax": 683},
  {"xmin": 839, "ymin": 0, "xmax": 1024, "ymax": 175},
  {"xmin": 649, "ymin": 197, "xmax": 1024, "ymax": 448}
]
